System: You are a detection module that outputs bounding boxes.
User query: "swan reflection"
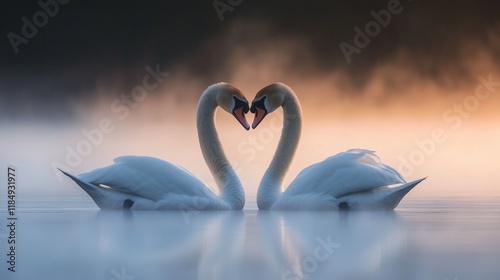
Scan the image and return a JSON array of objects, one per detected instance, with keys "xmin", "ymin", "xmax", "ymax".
[
  {"xmin": 256, "ymin": 211, "xmax": 406, "ymax": 280},
  {"xmin": 93, "ymin": 210, "xmax": 245, "ymax": 280},
  {"xmin": 17, "ymin": 210, "xmax": 244, "ymax": 280},
  {"xmin": 10, "ymin": 199, "xmax": 500, "ymax": 280}
]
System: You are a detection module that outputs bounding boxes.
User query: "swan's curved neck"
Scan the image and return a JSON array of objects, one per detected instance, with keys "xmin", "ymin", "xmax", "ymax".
[
  {"xmin": 257, "ymin": 92, "xmax": 302, "ymax": 209},
  {"xmin": 197, "ymin": 91, "xmax": 245, "ymax": 209}
]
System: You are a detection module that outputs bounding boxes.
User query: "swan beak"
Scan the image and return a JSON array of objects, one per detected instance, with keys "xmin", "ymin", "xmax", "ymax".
[
  {"xmin": 233, "ymin": 107, "xmax": 251, "ymax": 130},
  {"xmin": 251, "ymin": 107, "xmax": 267, "ymax": 129},
  {"xmin": 250, "ymin": 96, "xmax": 267, "ymax": 129}
]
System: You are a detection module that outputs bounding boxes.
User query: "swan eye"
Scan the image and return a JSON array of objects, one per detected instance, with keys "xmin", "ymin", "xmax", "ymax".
[
  {"xmin": 250, "ymin": 96, "xmax": 266, "ymax": 113},
  {"xmin": 233, "ymin": 96, "xmax": 249, "ymax": 113}
]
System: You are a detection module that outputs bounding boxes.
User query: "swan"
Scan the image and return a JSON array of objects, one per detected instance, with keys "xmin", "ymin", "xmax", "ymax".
[
  {"xmin": 61, "ymin": 82, "xmax": 250, "ymax": 210},
  {"xmin": 250, "ymin": 83, "xmax": 425, "ymax": 210}
]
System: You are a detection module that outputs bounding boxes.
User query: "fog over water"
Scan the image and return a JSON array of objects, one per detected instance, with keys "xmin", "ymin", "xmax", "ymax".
[
  {"xmin": 1, "ymin": 1, "xmax": 500, "ymax": 279},
  {"xmin": 1, "ymin": 53, "xmax": 499, "ymax": 203}
]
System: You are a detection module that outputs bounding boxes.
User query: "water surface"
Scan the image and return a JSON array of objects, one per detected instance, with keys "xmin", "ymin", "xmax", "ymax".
[{"xmin": 1, "ymin": 197, "xmax": 499, "ymax": 280}]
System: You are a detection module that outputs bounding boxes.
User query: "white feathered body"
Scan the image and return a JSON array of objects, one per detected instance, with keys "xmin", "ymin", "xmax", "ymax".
[
  {"xmin": 272, "ymin": 149, "xmax": 420, "ymax": 210},
  {"xmin": 270, "ymin": 150, "xmax": 424, "ymax": 210},
  {"xmin": 61, "ymin": 83, "xmax": 246, "ymax": 210},
  {"xmin": 64, "ymin": 156, "xmax": 228, "ymax": 210}
]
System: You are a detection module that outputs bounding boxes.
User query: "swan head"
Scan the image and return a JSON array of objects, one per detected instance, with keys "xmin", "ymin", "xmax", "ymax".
[
  {"xmin": 250, "ymin": 83, "xmax": 290, "ymax": 129},
  {"xmin": 214, "ymin": 82, "xmax": 251, "ymax": 130}
]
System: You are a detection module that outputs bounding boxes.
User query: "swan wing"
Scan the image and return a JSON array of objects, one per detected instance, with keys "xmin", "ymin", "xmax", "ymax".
[
  {"xmin": 79, "ymin": 156, "xmax": 216, "ymax": 201},
  {"xmin": 284, "ymin": 149, "xmax": 406, "ymax": 198}
]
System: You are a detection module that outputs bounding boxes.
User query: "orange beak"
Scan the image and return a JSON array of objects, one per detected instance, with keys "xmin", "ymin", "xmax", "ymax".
[
  {"xmin": 251, "ymin": 107, "xmax": 267, "ymax": 129},
  {"xmin": 233, "ymin": 107, "xmax": 250, "ymax": 130}
]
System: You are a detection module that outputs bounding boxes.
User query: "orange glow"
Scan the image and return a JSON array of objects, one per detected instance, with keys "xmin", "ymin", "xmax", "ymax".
[{"xmin": 2, "ymin": 20, "xmax": 500, "ymax": 204}]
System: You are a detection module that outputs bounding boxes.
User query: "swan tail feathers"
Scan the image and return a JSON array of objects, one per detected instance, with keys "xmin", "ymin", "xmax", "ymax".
[
  {"xmin": 385, "ymin": 177, "xmax": 426, "ymax": 209},
  {"xmin": 337, "ymin": 177, "xmax": 425, "ymax": 210},
  {"xmin": 59, "ymin": 169, "xmax": 115, "ymax": 209}
]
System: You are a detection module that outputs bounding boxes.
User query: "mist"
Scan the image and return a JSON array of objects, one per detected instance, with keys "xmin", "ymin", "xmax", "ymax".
[
  {"xmin": 2, "ymin": 41, "xmax": 500, "ymax": 206},
  {"xmin": 2, "ymin": 1, "xmax": 500, "ymax": 207}
]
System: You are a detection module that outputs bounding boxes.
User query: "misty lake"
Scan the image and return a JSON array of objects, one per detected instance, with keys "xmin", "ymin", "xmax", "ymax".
[{"xmin": 1, "ymin": 197, "xmax": 500, "ymax": 280}]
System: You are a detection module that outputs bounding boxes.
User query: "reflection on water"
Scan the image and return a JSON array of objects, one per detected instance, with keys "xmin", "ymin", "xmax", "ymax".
[
  {"xmin": 1, "ymin": 197, "xmax": 500, "ymax": 280},
  {"xmin": 256, "ymin": 211, "xmax": 405, "ymax": 280}
]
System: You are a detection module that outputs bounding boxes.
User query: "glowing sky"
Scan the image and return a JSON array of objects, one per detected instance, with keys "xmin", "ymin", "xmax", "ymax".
[{"xmin": 1, "ymin": 1, "xmax": 499, "ymax": 205}]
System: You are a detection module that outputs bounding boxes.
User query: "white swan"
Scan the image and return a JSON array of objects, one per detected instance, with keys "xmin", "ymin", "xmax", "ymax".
[
  {"xmin": 250, "ymin": 83, "xmax": 425, "ymax": 210},
  {"xmin": 61, "ymin": 82, "xmax": 250, "ymax": 210}
]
